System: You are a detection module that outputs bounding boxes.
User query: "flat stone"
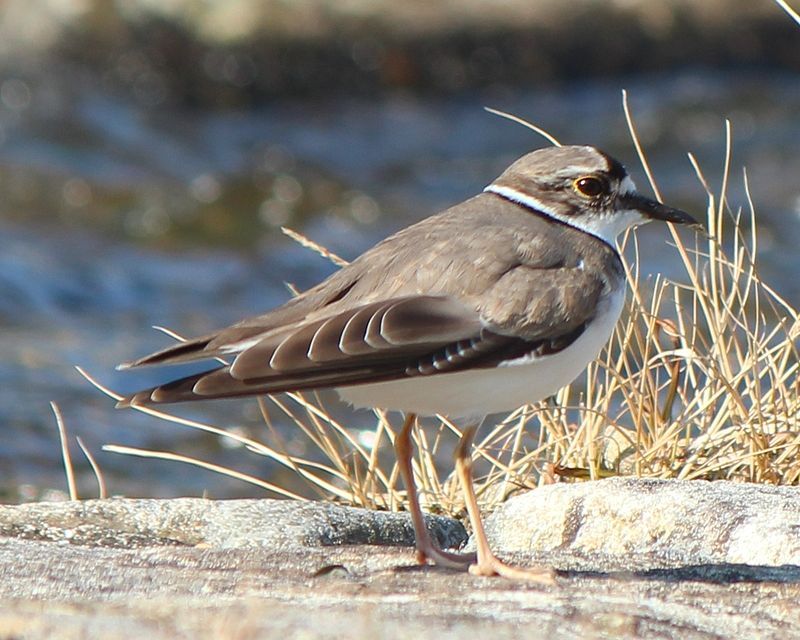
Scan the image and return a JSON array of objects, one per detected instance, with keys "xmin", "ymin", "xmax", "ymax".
[
  {"xmin": 2, "ymin": 481, "xmax": 800, "ymax": 639},
  {"xmin": 0, "ymin": 497, "xmax": 468, "ymax": 550},
  {"xmin": 480, "ymin": 477, "xmax": 800, "ymax": 570}
]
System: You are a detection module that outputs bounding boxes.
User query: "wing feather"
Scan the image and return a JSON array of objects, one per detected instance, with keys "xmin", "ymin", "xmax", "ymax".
[
  {"xmin": 117, "ymin": 256, "xmax": 609, "ymax": 408},
  {"xmin": 363, "ymin": 302, "xmax": 395, "ymax": 349},
  {"xmin": 338, "ymin": 304, "xmax": 385, "ymax": 355},
  {"xmin": 228, "ymin": 296, "xmax": 479, "ymax": 380}
]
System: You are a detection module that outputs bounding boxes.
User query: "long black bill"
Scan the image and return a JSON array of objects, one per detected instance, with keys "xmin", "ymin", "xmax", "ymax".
[{"xmin": 621, "ymin": 192, "xmax": 699, "ymax": 227}]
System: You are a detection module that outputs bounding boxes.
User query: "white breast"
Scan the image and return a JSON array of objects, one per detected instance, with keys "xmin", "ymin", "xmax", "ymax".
[{"xmin": 336, "ymin": 288, "xmax": 625, "ymax": 419}]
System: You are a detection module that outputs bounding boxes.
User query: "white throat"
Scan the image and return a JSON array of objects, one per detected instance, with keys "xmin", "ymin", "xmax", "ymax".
[{"xmin": 484, "ymin": 177, "xmax": 647, "ymax": 246}]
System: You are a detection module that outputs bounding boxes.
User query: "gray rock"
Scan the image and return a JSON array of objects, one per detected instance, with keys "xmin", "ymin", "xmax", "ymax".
[
  {"xmin": 480, "ymin": 477, "xmax": 800, "ymax": 570},
  {"xmin": 0, "ymin": 497, "xmax": 468, "ymax": 550},
  {"xmin": 2, "ymin": 481, "xmax": 800, "ymax": 639}
]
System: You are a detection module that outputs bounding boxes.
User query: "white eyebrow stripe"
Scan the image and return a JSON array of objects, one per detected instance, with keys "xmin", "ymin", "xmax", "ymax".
[{"xmin": 556, "ymin": 164, "xmax": 595, "ymax": 176}]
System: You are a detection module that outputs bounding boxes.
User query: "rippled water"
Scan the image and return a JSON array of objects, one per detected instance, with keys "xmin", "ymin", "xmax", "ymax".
[{"xmin": 2, "ymin": 68, "xmax": 799, "ymax": 501}]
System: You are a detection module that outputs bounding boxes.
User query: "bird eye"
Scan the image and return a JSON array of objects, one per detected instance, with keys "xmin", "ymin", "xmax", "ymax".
[{"xmin": 573, "ymin": 176, "xmax": 607, "ymax": 198}]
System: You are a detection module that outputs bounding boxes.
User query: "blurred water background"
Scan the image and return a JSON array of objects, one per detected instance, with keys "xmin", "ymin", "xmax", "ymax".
[{"xmin": 1, "ymin": 0, "xmax": 799, "ymax": 501}]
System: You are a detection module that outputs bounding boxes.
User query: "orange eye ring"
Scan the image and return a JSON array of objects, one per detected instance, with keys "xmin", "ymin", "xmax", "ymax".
[{"xmin": 573, "ymin": 176, "xmax": 607, "ymax": 198}]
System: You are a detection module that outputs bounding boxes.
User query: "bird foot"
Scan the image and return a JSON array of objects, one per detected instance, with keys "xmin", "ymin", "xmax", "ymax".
[
  {"xmin": 467, "ymin": 553, "xmax": 555, "ymax": 582},
  {"xmin": 415, "ymin": 544, "xmax": 477, "ymax": 570}
]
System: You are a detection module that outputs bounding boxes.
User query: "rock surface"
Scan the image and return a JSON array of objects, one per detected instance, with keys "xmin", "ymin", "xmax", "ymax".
[
  {"xmin": 480, "ymin": 477, "xmax": 800, "ymax": 569},
  {"xmin": 2, "ymin": 479, "xmax": 800, "ymax": 639},
  {"xmin": 0, "ymin": 497, "xmax": 467, "ymax": 551}
]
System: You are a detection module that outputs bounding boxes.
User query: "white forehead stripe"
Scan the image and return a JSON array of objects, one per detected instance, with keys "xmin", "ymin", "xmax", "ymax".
[
  {"xmin": 619, "ymin": 175, "xmax": 637, "ymax": 196},
  {"xmin": 484, "ymin": 183, "xmax": 645, "ymax": 247}
]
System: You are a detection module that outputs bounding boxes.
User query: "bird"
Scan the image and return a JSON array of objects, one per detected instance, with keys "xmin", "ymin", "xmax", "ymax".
[{"xmin": 117, "ymin": 144, "xmax": 697, "ymax": 580}]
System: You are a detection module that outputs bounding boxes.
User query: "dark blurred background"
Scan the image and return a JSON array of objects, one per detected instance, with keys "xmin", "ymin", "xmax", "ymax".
[{"xmin": 1, "ymin": 0, "xmax": 799, "ymax": 502}]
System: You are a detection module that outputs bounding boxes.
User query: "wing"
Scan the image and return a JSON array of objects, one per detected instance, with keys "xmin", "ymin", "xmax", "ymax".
[
  {"xmin": 117, "ymin": 293, "xmax": 588, "ymax": 407},
  {"xmin": 117, "ymin": 193, "xmax": 588, "ymax": 373},
  {"xmin": 117, "ymin": 192, "xmax": 616, "ymax": 408}
]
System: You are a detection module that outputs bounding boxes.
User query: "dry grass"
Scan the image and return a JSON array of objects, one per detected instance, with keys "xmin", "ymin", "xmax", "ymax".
[{"xmin": 81, "ymin": 102, "xmax": 800, "ymax": 517}]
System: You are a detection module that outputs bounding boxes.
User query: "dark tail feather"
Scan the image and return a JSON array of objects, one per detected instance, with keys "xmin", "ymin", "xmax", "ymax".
[
  {"xmin": 115, "ymin": 363, "xmax": 395, "ymax": 409},
  {"xmin": 115, "ymin": 368, "xmax": 288, "ymax": 409},
  {"xmin": 116, "ymin": 336, "xmax": 214, "ymax": 370},
  {"xmin": 115, "ymin": 369, "xmax": 218, "ymax": 408}
]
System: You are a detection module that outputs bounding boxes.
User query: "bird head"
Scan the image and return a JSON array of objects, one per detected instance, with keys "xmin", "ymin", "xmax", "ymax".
[{"xmin": 486, "ymin": 145, "xmax": 698, "ymax": 244}]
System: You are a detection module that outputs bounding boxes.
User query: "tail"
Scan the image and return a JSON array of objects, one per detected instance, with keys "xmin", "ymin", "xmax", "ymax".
[
  {"xmin": 113, "ymin": 365, "xmax": 363, "ymax": 408},
  {"xmin": 115, "ymin": 368, "xmax": 221, "ymax": 408},
  {"xmin": 116, "ymin": 335, "xmax": 215, "ymax": 371},
  {"xmin": 115, "ymin": 362, "xmax": 393, "ymax": 409}
]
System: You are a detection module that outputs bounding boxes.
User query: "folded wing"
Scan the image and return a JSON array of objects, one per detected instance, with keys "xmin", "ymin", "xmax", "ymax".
[{"xmin": 117, "ymin": 294, "xmax": 586, "ymax": 407}]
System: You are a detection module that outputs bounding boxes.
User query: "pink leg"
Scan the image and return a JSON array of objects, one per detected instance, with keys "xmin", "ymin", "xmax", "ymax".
[
  {"xmin": 455, "ymin": 425, "xmax": 555, "ymax": 582},
  {"xmin": 394, "ymin": 413, "xmax": 476, "ymax": 569}
]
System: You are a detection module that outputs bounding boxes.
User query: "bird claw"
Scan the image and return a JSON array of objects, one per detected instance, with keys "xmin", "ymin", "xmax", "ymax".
[{"xmin": 467, "ymin": 555, "xmax": 556, "ymax": 582}]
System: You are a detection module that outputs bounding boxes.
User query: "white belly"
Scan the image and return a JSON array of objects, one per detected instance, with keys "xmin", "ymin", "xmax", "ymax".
[{"xmin": 337, "ymin": 289, "xmax": 624, "ymax": 419}]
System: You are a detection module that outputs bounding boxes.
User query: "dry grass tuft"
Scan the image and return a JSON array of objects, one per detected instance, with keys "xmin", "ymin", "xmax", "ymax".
[{"xmin": 83, "ymin": 104, "xmax": 800, "ymax": 517}]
